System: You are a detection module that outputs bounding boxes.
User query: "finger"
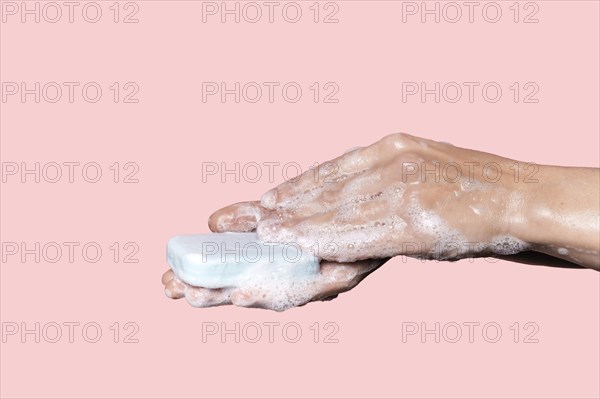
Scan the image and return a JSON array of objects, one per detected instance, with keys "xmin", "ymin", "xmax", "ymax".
[
  {"xmin": 165, "ymin": 276, "xmax": 186, "ymax": 299},
  {"xmin": 260, "ymin": 134, "xmax": 415, "ymax": 210},
  {"xmin": 318, "ymin": 262, "xmax": 362, "ymax": 292},
  {"xmin": 260, "ymin": 152, "xmax": 362, "ymax": 210},
  {"xmin": 256, "ymin": 168, "xmax": 405, "ymax": 241},
  {"xmin": 208, "ymin": 201, "xmax": 269, "ymax": 232},
  {"xmin": 161, "ymin": 269, "xmax": 174, "ymax": 285},
  {"xmin": 184, "ymin": 285, "xmax": 233, "ymax": 308},
  {"xmin": 320, "ymin": 294, "xmax": 339, "ymax": 302},
  {"xmin": 282, "ymin": 169, "xmax": 405, "ymax": 221},
  {"xmin": 230, "ymin": 286, "xmax": 314, "ymax": 312},
  {"xmin": 314, "ymin": 259, "xmax": 388, "ymax": 299},
  {"xmin": 321, "ymin": 259, "xmax": 388, "ymax": 280},
  {"xmin": 258, "ymin": 197, "xmax": 402, "ymax": 262},
  {"xmin": 230, "ymin": 287, "xmax": 272, "ymax": 310}
]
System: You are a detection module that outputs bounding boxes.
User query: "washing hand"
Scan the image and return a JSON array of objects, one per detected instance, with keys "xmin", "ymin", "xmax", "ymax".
[{"xmin": 163, "ymin": 133, "xmax": 600, "ymax": 311}]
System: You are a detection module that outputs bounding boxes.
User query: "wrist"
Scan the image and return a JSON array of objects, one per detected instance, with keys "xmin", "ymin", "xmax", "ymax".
[
  {"xmin": 502, "ymin": 164, "xmax": 545, "ymax": 245},
  {"xmin": 510, "ymin": 165, "xmax": 600, "ymax": 268}
]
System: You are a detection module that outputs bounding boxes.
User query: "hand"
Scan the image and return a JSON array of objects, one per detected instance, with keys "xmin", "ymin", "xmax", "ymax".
[
  {"xmin": 161, "ymin": 258, "xmax": 385, "ymax": 311},
  {"xmin": 214, "ymin": 133, "xmax": 530, "ymax": 263},
  {"xmin": 162, "ymin": 132, "xmax": 599, "ymax": 311}
]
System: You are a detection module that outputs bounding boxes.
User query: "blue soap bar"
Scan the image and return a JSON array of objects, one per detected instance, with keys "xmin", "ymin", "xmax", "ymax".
[{"xmin": 167, "ymin": 233, "xmax": 320, "ymax": 289}]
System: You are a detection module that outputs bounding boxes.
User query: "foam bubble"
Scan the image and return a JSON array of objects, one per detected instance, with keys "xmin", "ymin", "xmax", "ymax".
[{"xmin": 487, "ymin": 235, "xmax": 529, "ymax": 255}]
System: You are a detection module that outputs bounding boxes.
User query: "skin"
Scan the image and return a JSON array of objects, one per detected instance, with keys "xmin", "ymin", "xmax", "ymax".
[{"xmin": 162, "ymin": 133, "xmax": 600, "ymax": 311}]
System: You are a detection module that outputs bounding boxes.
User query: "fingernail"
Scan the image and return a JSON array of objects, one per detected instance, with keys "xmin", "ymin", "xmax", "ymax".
[{"xmin": 211, "ymin": 213, "xmax": 233, "ymax": 232}]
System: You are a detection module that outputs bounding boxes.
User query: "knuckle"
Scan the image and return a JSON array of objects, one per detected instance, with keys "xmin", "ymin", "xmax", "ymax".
[{"xmin": 381, "ymin": 132, "xmax": 415, "ymax": 151}]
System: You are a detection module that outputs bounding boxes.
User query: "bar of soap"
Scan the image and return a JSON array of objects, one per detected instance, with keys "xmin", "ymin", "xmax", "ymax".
[{"xmin": 167, "ymin": 233, "xmax": 320, "ymax": 289}]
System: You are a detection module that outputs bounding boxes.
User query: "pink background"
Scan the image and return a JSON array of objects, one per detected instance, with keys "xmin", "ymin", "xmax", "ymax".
[{"xmin": 1, "ymin": 1, "xmax": 599, "ymax": 398}]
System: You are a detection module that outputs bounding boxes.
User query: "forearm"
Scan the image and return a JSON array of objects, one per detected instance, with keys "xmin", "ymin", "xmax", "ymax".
[{"xmin": 514, "ymin": 166, "xmax": 600, "ymax": 270}]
